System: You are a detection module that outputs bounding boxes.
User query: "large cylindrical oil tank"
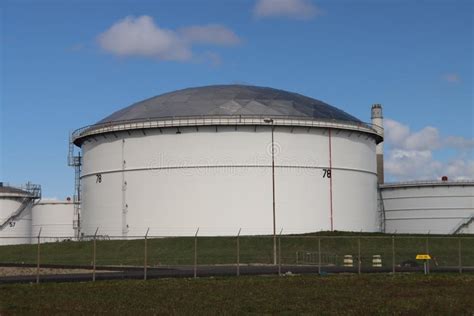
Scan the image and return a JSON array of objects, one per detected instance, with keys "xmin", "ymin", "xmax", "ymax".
[
  {"xmin": 381, "ymin": 181, "xmax": 474, "ymax": 234},
  {"xmin": 32, "ymin": 199, "xmax": 76, "ymax": 241},
  {"xmin": 0, "ymin": 183, "xmax": 41, "ymax": 245},
  {"xmin": 72, "ymin": 85, "xmax": 383, "ymax": 237}
]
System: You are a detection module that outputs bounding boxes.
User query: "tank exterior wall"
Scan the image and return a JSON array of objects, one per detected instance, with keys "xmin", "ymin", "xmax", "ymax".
[
  {"xmin": 31, "ymin": 200, "xmax": 75, "ymax": 241},
  {"xmin": 381, "ymin": 184, "xmax": 474, "ymax": 234},
  {"xmin": 0, "ymin": 198, "xmax": 32, "ymax": 245},
  {"xmin": 80, "ymin": 126, "xmax": 378, "ymax": 236}
]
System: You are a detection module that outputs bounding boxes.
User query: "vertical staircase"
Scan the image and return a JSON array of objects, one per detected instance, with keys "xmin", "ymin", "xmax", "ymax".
[
  {"xmin": 450, "ymin": 215, "xmax": 474, "ymax": 234},
  {"xmin": 68, "ymin": 133, "xmax": 82, "ymax": 239},
  {"xmin": 377, "ymin": 186, "xmax": 386, "ymax": 233}
]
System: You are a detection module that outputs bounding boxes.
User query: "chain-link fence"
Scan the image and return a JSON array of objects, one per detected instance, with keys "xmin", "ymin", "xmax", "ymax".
[{"xmin": 0, "ymin": 234, "xmax": 472, "ymax": 283}]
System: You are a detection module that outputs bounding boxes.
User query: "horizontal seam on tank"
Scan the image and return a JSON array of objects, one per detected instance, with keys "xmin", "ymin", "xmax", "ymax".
[{"xmin": 80, "ymin": 165, "xmax": 377, "ymax": 178}]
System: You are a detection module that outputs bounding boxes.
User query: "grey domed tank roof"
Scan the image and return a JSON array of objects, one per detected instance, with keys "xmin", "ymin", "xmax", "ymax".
[{"xmin": 98, "ymin": 85, "xmax": 362, "ymax": 124}]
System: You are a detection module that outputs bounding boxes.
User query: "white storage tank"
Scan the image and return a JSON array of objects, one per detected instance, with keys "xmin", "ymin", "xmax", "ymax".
[
  {"xmin": 71, "ymin": 85, "xmax": 383, "ymax": 237},
  {"xmin": 0, "ymin": 182, "xmax": 41, "ymax": 245},
  {"xmin": 381, "ymin": 179, "xmax": 474, "ymax": 234},
  {"xmin": 31, "ymin": 199, "xmax": 76, "ymax": 241}
]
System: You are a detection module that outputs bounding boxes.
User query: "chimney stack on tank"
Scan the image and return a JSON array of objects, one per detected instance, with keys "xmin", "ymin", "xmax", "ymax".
[{"xmin": 371, "ymin": 104, "xmax": 384, "ymax": 184}]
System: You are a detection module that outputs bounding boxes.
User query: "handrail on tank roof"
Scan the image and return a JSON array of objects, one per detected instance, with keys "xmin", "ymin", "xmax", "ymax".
[
  {"xmin": 381, "ymin": 180, "xmax": 474, "ymax": 188},
  {"xmin": 0, "ymin": 182, "xmax": 42, "ymax": 198},
  {"xmin": 71, "ymin": 114, "xmax": 384, "ymax": 145}
]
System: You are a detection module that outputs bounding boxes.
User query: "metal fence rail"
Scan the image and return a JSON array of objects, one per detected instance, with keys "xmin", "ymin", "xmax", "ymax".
[{"xmin": 0, "ymin": 234, "xmax": 472, "ymax": 283}]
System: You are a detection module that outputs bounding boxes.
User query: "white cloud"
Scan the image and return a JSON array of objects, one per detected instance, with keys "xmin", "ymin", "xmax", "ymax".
[
  {"xmin": 180, "ymin": 24, "xmax": 241, "ymax": 46},
  {"xmin": 444, "ymin": 160, "xmax": 474, "ymax": 180},
  {"xmin": 384, "ymin": 119, "xmax": 410, "ymax": 147},
  {"xmin": 254, "ymin": 0, "xmax": 322, "ymax": 19},
  {"xmin": 444, "ymin": 73, "xmax": 461, "ymax": 83},
  {"xmin": 385, "ymin": 119, "xmax": 441, "ymax": 151},
  {"xmin": 444, "ymin": 136, "xmax": 474, "ymax": 150},
  {"xmin": 385, "ymin": 149, "xmax": 440, "ymax": 180},
  {"xmin": 97, "ymin": 16, "xmax": 190, "ymax": 61},
  {"xmin": 384, "ymin": 119, "xmax": 473, "ymax": 181},
  {"xmin": 97, "ymin": 16, "xmax": 240, "ymax": 62}
]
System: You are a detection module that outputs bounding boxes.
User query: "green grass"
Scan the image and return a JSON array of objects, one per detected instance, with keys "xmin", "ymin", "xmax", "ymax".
[
  {"xmin": 0, "ymin": 232, "xmax": 473, "ymax": 268},
  {"xmin": 1, "ymin": 274, "xmax": 473, "ymax": 314}
]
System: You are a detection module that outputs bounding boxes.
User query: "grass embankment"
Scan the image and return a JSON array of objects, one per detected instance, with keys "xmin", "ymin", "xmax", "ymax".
[
  {"xmin": 0, "ymin": 274, "xmax": 473, "ymax": 314},
  {"xmin": 0, "ymin": 232, "xmax": 473, "ymax": 268}
]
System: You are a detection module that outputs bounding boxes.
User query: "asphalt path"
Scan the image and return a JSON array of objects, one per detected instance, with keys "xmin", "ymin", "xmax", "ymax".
[{"xmin": 0, "ymin": 264, "xmax": 472, "ymax": 284}]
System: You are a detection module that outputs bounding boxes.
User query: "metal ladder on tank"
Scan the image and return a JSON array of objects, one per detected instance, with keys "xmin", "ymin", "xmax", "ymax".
[
  {"xmin": 450, "ymin": 215, "xmax": 474, "ymax": 235},
  {"xmin": 377, "ymin": 186, "xmax": 386, "ymax": 233},
  {"xmin": 68, "ymin": 133, "xmax": 82, "ymax": 240}
]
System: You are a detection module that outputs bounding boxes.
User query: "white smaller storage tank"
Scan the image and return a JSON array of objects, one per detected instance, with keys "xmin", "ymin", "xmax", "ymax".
[
  {"xmin": 381, "ymin": 180, "xmax": 474, "ymax": 234},
  {"xmin": 32, "ymin": 199, "xmax": 75, "ymax": 242},
  {"xmin": 0, "ymin": 182, "xmax": 41, "ymax": 245}
]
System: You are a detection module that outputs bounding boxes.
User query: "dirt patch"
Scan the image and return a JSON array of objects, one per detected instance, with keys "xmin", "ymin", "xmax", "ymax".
[{"xmin": 0, "ymin": 267, "xmax": 106, "ymax": 277}]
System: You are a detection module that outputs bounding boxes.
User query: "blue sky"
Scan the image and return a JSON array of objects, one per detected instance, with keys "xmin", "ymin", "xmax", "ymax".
[{"xmin": 1, "ymin": 0, "xmax": 472, "ymax": 198}]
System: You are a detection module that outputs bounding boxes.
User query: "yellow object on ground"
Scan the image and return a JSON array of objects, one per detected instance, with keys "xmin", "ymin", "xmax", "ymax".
[{"xmin": 416, "ymin": 254, "xmax": 431, "ymax": 260}]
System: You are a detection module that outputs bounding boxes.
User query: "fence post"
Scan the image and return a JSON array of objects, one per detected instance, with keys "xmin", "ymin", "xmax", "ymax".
[
  {"xmin": 458, "ymin": 237, "xmax": 462, "ymax": 274},
  {"xmin": 194, "ymin": 228, "xmax": 199, "ymax": 279},
  {"xmin": 358, "ymin": 238, "xmax": 361, "ymax": 275},
  {"xmin": 392, "ymin": 235, "xmax": 395, "ymax": 274},
  {"xmin": 92, "ymin": 227, "xmax": 99, "ymax": 282},
  {"xmin": 425, "ymin": 237, "xmax": 430, "ymax": 274},
  {"xmin": 278, "ymin": 228, "xmax": 283, "ymax": 276},
  {"xmin": 318, "ymin": 237, "xmax": 321, "ymax": 275},
  {"xmin": 236, "ymin": 228, "xmax": 241, "ymax": 277},
  {"xmin": 144, "ymin": 228, "xmax": 150, "ymax": 281},
  {"xmin": 36, "ymin": 227, "xmax": 42, "ymax": 284}
]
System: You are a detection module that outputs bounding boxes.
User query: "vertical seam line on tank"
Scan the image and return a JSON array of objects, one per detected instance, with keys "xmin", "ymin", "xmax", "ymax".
[
  {"xmin": 122, "ymin": 139, "xmax": 127, "ymax": 236},
  {"xmin": 329, "ymin": 128, "xmax": 334, "ymax": 231}
]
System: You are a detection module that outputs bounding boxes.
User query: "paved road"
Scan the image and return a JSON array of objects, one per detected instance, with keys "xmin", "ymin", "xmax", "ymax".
[{"xmin": 0, "ymin": 264, "xmax": 472, "ymax": 284}]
